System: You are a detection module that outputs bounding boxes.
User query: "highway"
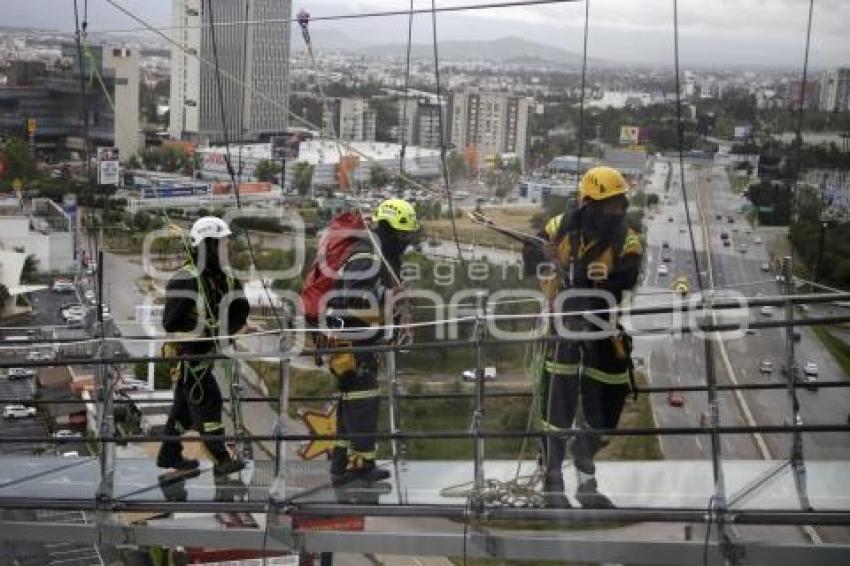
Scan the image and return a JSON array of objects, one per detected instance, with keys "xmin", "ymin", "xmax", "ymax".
[{"xmin": 633, "ymin": 158, "xmax": 850, "ymax": 544}]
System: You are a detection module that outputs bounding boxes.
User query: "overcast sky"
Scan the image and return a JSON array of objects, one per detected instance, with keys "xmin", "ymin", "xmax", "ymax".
[{"xmin": 4, "ymin": 0, "xmax": 849, "ymax": 68}]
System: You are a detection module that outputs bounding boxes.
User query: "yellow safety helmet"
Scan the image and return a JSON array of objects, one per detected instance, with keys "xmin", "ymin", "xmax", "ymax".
[
  {"xmin": 374, "ymin": 198, "xmax": 421, "ymax": 233},
  {"xmin": 579, "ymin": 166, "xmax": 629, "ymax": 201}
]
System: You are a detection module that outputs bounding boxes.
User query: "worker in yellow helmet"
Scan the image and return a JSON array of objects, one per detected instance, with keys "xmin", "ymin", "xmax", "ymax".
[
  {"xmin": 523, "ymin": 166, "xmax": 643, "ymax": 508},
  {"xmin": 305, "ymin": 198, "xmax": 422, "ymax": 486}
]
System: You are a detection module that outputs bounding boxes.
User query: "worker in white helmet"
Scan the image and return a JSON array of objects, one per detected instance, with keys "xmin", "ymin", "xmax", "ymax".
[{"xmin": 157, "ymin": 216, "xmax": 250, "ymax": 479}]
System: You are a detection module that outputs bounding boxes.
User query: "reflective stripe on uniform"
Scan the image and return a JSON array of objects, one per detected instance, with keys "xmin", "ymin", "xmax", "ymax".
[
  {"xmin": 202, "ymin": 421, "xmax": 223, "ymax": 432},
  {"xmin": 544, "ymin": 214, "xmax": 564, "ymax": 239},
  {"xmin": 622, "ymin": 229, "xmax": 643, "ymax": 256},
  {"xmin": 544, "ymin": 361, "xmax": 580, "ymax": 375},
  {"xmin": 349, "ymin": 449, "xmax": 376, "ymax": 459},
  {"xmin": 335, "ymin": 440, "xmax": 350, "ymax": 448},
  {"xmin": 540, "ymin": 419, "xmax": 570, "ymax": 433},
  {"xmin": 584, "ymin": 366, "xmax": 630, "ymax": 384},
  {"xmin": 340, "ymin": 388, "xmax": 380, "ymax": 401}
]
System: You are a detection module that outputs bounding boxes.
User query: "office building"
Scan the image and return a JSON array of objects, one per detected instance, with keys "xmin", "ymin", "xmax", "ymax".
[
  {"xmin": 398, "ymin": 98, "xmax": 444, "ymax": 149},
  {"xmin": 323, "ymin": 98, "xmax": 376, "ymax": 142},
  {"xmin": 0, "ymin": 197, "xmax": 74, "ymax": 273},
  {"xmin": 171, "ymin": 0, "xmax": 292, "ymax": 142},
  {"xmin": 448, "ymin": 89, "xmax": 532, "ymax": 166},
  {"xmin": 168, "ymin": 0, "xmax": 201, "ymax": 139},
  {"xmin": 0, "ymin": 44, "xmax": 139, "ymax": 159},
  {"xmin": 819, "ymin": 67, "xmax": 850, "ymax": 112},
  {"xmin": 103, "ymin": 47, "xmax": 142, "ymax": 159}
]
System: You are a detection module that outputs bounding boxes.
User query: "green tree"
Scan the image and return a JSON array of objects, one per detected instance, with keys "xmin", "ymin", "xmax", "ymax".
[
  {"xmin": 254, "ymin": 159, "xmax": 281, "ymax": 182},
  {"xmin": 294, "ymin": 162, "xmax": 314, "ymax": 196},
  {"xmin": 1, "ymin": 138, "xmax": 37, "ymax": 188},
  {"xmin": 369, "ymin": 165, "xmax": 389, "ymax": 189},
  {"xmin": 446, "ymin": 150, "xmax": 466, "ymax": 181}
]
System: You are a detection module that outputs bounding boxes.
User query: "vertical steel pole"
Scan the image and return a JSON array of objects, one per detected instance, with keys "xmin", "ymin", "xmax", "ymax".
[
  {"xmin": 274, "ymin": 335, "xmax": 291, "ymax": 483},
  {"xmin": 783, "ymin": 257, "xmax": 811, "ymax": 511},
  {"xmin": 702, "ymin": 303, "xmax": 725, "ymax": 512},
  {"xmin": 472, "ymin": 292, "xmax": 487, "ymax": 497},
  {"xmin": 94, "ymin": 250, "xmax": 116, "ymax": 558},
  {"xmin": 386, "ymin": 348, "xmax": 405, "ymax": 503}
]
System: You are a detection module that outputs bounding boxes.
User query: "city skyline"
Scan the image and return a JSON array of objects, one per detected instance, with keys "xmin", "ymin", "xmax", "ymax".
[{"xmin": 2, "ymin": 0, "xmax": 849, "ymax": 68}]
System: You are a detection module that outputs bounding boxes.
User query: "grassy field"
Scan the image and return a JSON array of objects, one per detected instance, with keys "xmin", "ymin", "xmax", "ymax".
[
  {"xmin": 423, "ymin": 206, "xmax": 539, "ymax": 249},
  {"xmin": 249, "ymin": 357, "xmax": 663, "ymax": 463}
]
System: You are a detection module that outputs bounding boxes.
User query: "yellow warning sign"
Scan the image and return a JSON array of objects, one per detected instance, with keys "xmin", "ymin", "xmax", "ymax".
[{"xmin": 26, "ymin": 118, "xmax": 37, "ymax": 135}]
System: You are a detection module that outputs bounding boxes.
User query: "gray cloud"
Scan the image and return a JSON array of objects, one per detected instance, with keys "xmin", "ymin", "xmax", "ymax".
[{"xmin": 3, "ymin": 0, "xmax": 847, "ymax": 67}]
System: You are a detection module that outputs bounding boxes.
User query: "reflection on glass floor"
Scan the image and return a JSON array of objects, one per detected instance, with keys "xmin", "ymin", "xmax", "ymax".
[{"xmin": 0, "ymin": 457, "xmax": 847, "ymax": 510}]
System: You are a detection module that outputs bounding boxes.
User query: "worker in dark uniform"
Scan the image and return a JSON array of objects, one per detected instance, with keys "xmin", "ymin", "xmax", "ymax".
[
  {"xmin": 157, "ymin": 216, "xmax": 250, "ymax": 478},
  {"xmin": 524, "ymin": 166, "xmax": 643, "ymax": 508},
  {"xmin": 325, "ymin": 199, "xmax": 421, "ymax": 486}
]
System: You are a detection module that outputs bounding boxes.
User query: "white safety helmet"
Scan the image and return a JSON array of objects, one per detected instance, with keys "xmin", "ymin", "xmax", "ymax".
[{"xmin": 190, "ymin": 216, "xmax": 232, "ymax": 247}]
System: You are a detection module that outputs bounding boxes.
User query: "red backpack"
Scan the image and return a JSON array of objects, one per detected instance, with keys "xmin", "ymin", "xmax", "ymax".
[{"xmin": 300, "ymin": 211, "xmax": 368, "ymax": 323}]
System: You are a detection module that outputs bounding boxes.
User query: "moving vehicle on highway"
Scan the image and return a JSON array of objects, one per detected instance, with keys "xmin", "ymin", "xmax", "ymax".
[
  {"xmin": 657, "ymin": 264, "xmax": 669, "ymax": 276},
  {"xmin": 3, "ymin": 405, "xmax": 37, "ymax": 419},
  {"xmin": 52, "ymin": 279, "xmax": 75, "ymax": 293},
  {"xmin": 667, "ymin": 390, "xmax": 684, "ymax": 407},
  {"xmin": 462, "ymin": 367, "xmax": 497, "ymax": 382},
  {"xmin": 759, "ymin": 360, "xmax": 774, "ymax": 374},
  {"xmin": 8, "ymin": 368, "xmax": 35, "ymax": 380},
  {"xmin": 761, "ymin": 263, "xmax": 770, "ymax": 272},
  {"xmin": 760, "ymin": 306, "xmax": 774, "ymax": 316},
  {"xmin": 53, "ymin": 429, "xmax": 82, "ymax": 439},
  {"xmin": 804, "ymin": 361, "xmax": 818, "ymax": 377}
]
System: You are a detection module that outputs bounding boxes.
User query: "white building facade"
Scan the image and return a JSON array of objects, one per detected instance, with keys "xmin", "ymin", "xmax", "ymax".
[
  {"xmin": 103, "ymin": 47, "xmax": 141, "ymax": 159},
  {"xmin": 168, "ymin": 0, "xmax": 201, "ymax": 139},
  {"xmin": 448, "ymin": 89, "xmax": 532, "ymax": 166},
  {"xmin": 170, "ymin": 0, "xmax": 291, "ymax": 142}
]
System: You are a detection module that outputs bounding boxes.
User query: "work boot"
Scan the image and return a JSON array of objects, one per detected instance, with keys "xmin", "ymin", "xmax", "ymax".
[
  {"xmin": 575, "ymin": 477, "xmax": 615, "ymax": 509},
  {"xmin": 569, "ymin": 435, "xmax": 596, "ymax": 475},
  {"xmin": 332, "ymin": 460, "xmax": 390, "ymax": 486},
  {"xmin": 541, "ymin": 473, "xmax": 571, "ymax": 508},
  {"xmin": 214, "ymin": 457, "xmax": 246, "ymax": 476},
  {"xmin": 156, "ymin": 455, "xmax": 200, "ymax": 471}
]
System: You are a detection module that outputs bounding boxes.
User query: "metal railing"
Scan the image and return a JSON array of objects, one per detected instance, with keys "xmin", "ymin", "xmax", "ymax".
[{"xmin": 1, "ymin": 256, "xmax": 850, "ymax": 562}]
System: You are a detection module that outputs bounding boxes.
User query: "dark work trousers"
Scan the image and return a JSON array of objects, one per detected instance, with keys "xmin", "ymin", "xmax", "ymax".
[
  {"xmin": 331, "ymin": 351, "xmax": 380, "ymax": 475},
  {"xmin": 539, "ymin": 336, "xmax": 630, "ymax": 481},
  {"xmin": 156, "ymin": 361, "xmax": 231, "ymax": 467}
]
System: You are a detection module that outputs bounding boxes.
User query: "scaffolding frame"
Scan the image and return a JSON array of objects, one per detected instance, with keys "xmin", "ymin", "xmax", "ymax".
[{"xmin": 1, "ymin": 259, "xmax": 850, "ymax": 563}]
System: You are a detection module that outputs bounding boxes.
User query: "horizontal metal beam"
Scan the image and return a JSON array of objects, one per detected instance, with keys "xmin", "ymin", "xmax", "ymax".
[
  {"xmin": 1, "ymin": 520, "xmax": 848, "ymax": 565},
  {"xmin": 2, "ymin": 497, "xmax": 849, "ymax": 526},
  {"xmin": 3, "ymin": 423, "xmax": 850, "ymax": 445}
]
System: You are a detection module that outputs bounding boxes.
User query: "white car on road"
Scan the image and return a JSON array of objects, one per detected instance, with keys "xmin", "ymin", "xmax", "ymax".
[
  {"xmin": 53, "ymin": 429, "xmax": 82, "ymax": 439},
  {"xmin": 657, "ymin": 264, "xmax": 669, "ymax": 276},
  {"xmin": 760, "ymin": 306, "xmax": 774, "ymax": 316},
  {"xmin": 3, "ymin": 405, "xmax": 37, "ymax": 419}
]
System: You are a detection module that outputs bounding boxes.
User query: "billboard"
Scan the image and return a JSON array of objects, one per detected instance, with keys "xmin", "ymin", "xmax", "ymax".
[
  {"xmin": 141, "ymin": 183, "xmax": 209, "ymax": 199},
  {"xmin": 97, "ymin": 146, "xmax": 120, "ymax": 185},
  {"xmin": 822, "ymin": 182, "xmax": 850, "ymax": 222},
  {"xmin": 619, "ymin": 126, "xmax": 642, "ymax": 145}
]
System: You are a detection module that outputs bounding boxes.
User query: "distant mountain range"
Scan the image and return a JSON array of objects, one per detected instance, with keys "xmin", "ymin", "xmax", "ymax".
[{"xmin": 300, "ymin": 34, "xmax": 601, "ymax": 66}]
